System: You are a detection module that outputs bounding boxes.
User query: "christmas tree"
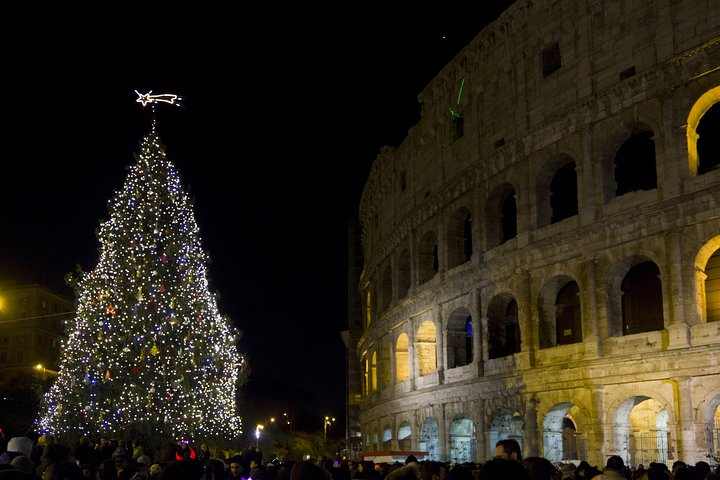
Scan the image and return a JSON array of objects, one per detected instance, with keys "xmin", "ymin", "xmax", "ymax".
[{"xmin": 38, "ymin": 124, "xmax": 244, "ymax": 443}]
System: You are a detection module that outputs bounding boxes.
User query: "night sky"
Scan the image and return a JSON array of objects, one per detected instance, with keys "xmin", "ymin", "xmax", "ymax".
[{"xmin": 1, "ymin": 1, "xmax": 513, "ymax": 421}]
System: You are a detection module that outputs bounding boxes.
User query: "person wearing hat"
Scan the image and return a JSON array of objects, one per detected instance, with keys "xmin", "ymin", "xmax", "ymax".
[
  {"xmin": 9, "ymin": 455, "xmax": 34, "ymax": 476},
  {"xmin": 0, "ymin": 437, "xmax": 34, "ymax": 465}
]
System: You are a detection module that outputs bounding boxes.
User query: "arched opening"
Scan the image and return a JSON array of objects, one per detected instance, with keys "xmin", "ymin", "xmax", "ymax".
[
  {"xmin": 486, "ymin": 183, "xmax": 518, "ymax": 249},
  {"xmin": 489, "ymin": 411, "xmax": 524, "ymax": 458},
  {"xmin": 705, "ymin": 400, "xmax": 720, "ymax": 463},
  {"xmin": 419, "ymin": 418, "xmax": 439, "ymax": 461},
  {"xmin": 370, "ymin": 351, "xmax": 377, "ymax": 393},
  {"xmin": 396, "ymin": 334, "xmax": 409, "ymax": 383},
  {"xmin": 398, "ymin": 422, "xmax": 412, "ymax": 451},
  {"xmin": 614, "ymin": 396, "xmax": 670, "ymax": 467},
  {"xmin": 448, "ymin": 208, "xmax": 473, "ymax": 269},
  {"xmin": 538, "ymin": 277, "xmax": 582, "ymax": 348},
  {"xmin": 372, "ymin": 430, "xmax": 379, "ymax": 451},
  {"xmin": 556, "ymin": 281, "xmax": 582, "ymax": 345},
  {"xmin": 488, "ymin": 295, "xmax": 521, "ymax": 359},
  {"xmin": 382, "ymin": 426, "xmax": 392, "ymax": 450},
  {"xmin": 419, "ymin": 231, "xmax": 439, "ymax": 284},
  {"xmin": 380, "ymin": 341, "xmax": 391, "ymax": 388},
  {"xmin": 697, "ymin": 103, "xmax": 720, "ymax": 174},
  {"xmin": 705, "ymin": 248, "xmax": 720, "ymax": 322},
  {"xmin": 362, "ymin": 354, "xmax": 369, "ymax": 398},
  {"xmin": 543, "ymin": 403, "xmax": 587, "ymax": 462},
  {"xmin": 614, "ymin": 130, "xmax": 657, "ymax": 196},
  {"xmin": 398, "ymin": 249, "xmax": 411, "ymax": 300},
  {"xmin": 417, "ymin": 321, "xmax": 437, "ymax": 376},
  {"xmin": 449, "ymin": 417, "xmax": 476, "ymax": 464},
  {"xmin": 446, "ymin": 308, "xmax": 473, "ymax": 369},
  {"xmin": 550, "ymin": 162, "xmax": 578, "ymax": 223},
  {"xmin": 622, "ymin": 261, "xmax": 663, "ymax": 335},
  {"xmin": 381, "ymin": 265, "xmax": 392, "ymax": 312}
]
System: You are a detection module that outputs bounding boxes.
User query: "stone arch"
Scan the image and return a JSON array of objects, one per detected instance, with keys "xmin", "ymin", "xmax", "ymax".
[
  {"xmin": 417, "ymin": 321, "xmax": 437, "ymax": 376},
  {"xmin": 694, "ymin": 236, "xmax": 720, "ymax": 323},
  {"xmin": 611, "ymin": 395, "xmax": 672, "ymax": 468},
  {"xmin": 487, "ymin": 293, "xmax": 521, "ymax": 359},
  {"xmin": 603, "ymin": 123, "xmax": 657, "ymax": 200},
  {"xmin": 446, "ymin": 307, "xmax": 473, "ymax": 369},
  {"xmin": 486, "ymin": 183, "xmax": 518, "ymax": 248},
  {"xmin": 419, "ymin": 417, "xmax": 440, "ymax": 461},
  {"xmin": 543, "ymin": 403, "xmax": 587, "ymax": 462},
  {"xmin": 382, "ymin": 424, "xmax": 392, "ymax": 450},
  {"xmin": 537, "ymin": 154, "xmax": 579, "ymax": 227},
  {"xmin": 687, "ymin": 86, "xmax": 720, "ymax": 176},
  {"xmin": 700, "ymin": 393, "xmax": 720, "ymax": 463},
  {"xmin": 398, "ymin": 249, "xmax": 411, "ymax": 300},
  {"xmin": 489, "ymin": 410, "xmax": 524, "ymax": 456},
  {"xmin": 372, "ymin": 429, "xmax": 380, "ymax": 451},
  {"xmin": 448, "ymin": 206, "xmax": 473, "ymax": 269},
  {"xmin": 380, "ymin": 264, "xmax": 392, "ymax": 313},
  {"xmin": 419, "ymin": 231, "xmax": 439, "ymax": 284},
  {"xmin": 398, "ymin": 421, "xmax": 412, "ymax": 451},
  {"xmin": 449, "ymin": 416, "xmax": 476, "ymax": 463},
  {"xmin": 538, "ymin": 275, "xmax": 582, "ymax": 348},
  {"xmin": 606, "ymin": 256, "xmax": 664, "ymax": 337},
  {"xmin": 396, "ymin": 333, "xmax": 409, "ymax": 382}
]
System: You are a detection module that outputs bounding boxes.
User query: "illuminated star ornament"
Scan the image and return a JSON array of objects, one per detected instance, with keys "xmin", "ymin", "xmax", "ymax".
[{"xmin": 135, "ymin": 90, "xmax": 183, "ymax": 108}]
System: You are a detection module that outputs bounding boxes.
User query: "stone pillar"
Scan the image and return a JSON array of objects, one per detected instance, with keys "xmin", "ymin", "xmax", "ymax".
[
  {"xmin": 582, "ymin": 257, "xmax": 601, "ymax": 357},
  {"xmin": 665, "ymin": 229, "xmax": 691, "ymax": 348},
  {"xmin": 437, "ymin": 404, "xmax": 448, "ymax": 462},
  {"xmin": 525, "ymin": 397, "xmax": 540, "ymax": 458},
  {"xmin": 408, "ymin": 325, "xmax": 417, "ymax": 391},
  {"xmin": 436, "ymin": 306, "xmax": 445, "ymax": 382},
  {"xmin": 475, "ymin": 399, "xmax": 486, "ymax": 463},
  {"xmin": 471, "ymin": 288, "xmax": 483, "ymax": 376},
  {"xmin": 673, "ymin": 377, "xmax": 703, "ymax": 463}
]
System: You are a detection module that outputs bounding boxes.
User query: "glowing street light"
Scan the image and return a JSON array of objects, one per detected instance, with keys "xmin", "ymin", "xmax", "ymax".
[
  {"xmin": 323, "ymin": 416, "xmax": 335, "ymax": 443},
  {"xmin": 35, "ymin": 364, "xmax": 58, "ymax": 380},
  {"xmin": 255, "ymin": 424, "xmax": 264, "ymax": 447}
]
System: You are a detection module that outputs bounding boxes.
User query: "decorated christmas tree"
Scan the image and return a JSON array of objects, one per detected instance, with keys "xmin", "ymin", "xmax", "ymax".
[{"xmin": 38, "ymin": 120, "xmax": 244, "ymax": 443}]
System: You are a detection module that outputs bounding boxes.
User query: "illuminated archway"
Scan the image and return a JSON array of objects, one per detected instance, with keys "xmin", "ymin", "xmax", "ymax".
[
  {"xmin": 449, "ymin": 417, "xmax": 476, "ymax": 463},
  {"xmin": 687, "ymin": 86, "xmax": 720, "ymax": 175},
  {"xmin": 694, "ymin": 236, "xmax": 720, "ymax": 323},
  {"xmin": 396, "ymin": 333, "xmax": 409, "ymax": 382},
  {"xmin": 613, "ymin": 396, "xmax": 669, "ymax": 467},
  {"xmin": 398, "ymin": 422, "xmax": 412, "ymax": 451},
  {"xmin": 420, "ymin": 418, "xmax": 439, "ymax": 461},
  {"xmin": 543, "ymin": 403, "xmax": 586, "ymax": 462},
  {"xmin": 489, "ymin": 410, "xmax": 524, "ymax": 457},
  {"xmin": 417, "ymin": 321, "xmax": 437, "ymax": 376}
]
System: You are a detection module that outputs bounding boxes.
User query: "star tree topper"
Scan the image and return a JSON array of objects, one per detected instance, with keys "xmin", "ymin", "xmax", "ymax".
[{"xmin": 135, "ymin": 90, "xmax": 183, "ymax": 108}]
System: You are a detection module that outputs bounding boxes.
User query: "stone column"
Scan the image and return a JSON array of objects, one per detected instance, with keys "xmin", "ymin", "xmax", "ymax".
[
  {"xmin": 471, "ymin": 288, "xmax": 483, "ymax": 376},
  {"xmin": 665, "ymin": 229, "xmax": 690, "ymax": 348},
  {"xmin": 408, "ymin": 325, "xmax": 417, "ymax": 391},
  {"xmin": 581, "ymin": 257, "xmax": 601, "ymax": 357},
  {"xmin": 436, "ymin": 306, "xmax": 445, "ymax": 383}
]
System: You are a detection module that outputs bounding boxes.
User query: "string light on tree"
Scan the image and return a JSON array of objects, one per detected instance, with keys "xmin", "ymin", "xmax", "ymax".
[{"xmin": 37, "ymin": 93, "xmax": 244, "ymax": 442}]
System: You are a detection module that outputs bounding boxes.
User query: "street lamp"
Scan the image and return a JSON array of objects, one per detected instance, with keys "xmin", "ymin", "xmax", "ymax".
[
  {"xmin": 255, "ymin": 424, "xmax": 264, "ymax": 447},
  {"xmin": 323, "ymin": 416, "xmax": 335, "ymax": 443},
  {"xmin": 35, "ymin": 364, "xmax": 58, "ymax": 380}
]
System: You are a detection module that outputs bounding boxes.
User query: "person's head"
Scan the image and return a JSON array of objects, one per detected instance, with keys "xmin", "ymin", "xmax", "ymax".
[
  {"xmin": 421, "ymin": 461, "xmax": 448, "ymax": 480},
  {"xmin": 406, "ymin": 455, "xmax": 418, "ymax": 465},
  {"xmin": 445, "ymin": 464, "xmax": 474, "ymax": 480},
  {"xmin": 522, "ymin": 457, "xmax": 557, "ymax": 480},
  {"xmin": 290, "ymin": 461, "xmax": 332, "ymax": 480},
  {"xmin": 229, "ymin": 456, "xmax": 244, "ymax": 478},
  {"xmin": 605, "ymin": 456, "xmax": 624, "ymax": 472},
  {"xmin": 495, "ymin": 439, "xmax": 522, "ymax": 461},
  {"xmin": 204, "ymin": 458, "xmax": 226, "ymax": 480}
]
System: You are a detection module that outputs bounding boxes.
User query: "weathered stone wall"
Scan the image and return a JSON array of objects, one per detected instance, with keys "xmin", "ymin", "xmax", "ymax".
[{"xmin": 357, "ymin": 0, "xmax": 720, "ymax": 468}]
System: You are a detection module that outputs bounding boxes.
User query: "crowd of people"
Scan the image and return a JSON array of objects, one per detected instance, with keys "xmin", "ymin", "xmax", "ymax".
[{"xmin": 0, "ymin": 434, "xmax": 718, "ymax": 480}]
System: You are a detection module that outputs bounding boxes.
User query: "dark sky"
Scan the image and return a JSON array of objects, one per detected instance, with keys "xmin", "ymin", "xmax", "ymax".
[{"xmin": 0, "ymin": 1, "xmax": 513, "ymax": 421}]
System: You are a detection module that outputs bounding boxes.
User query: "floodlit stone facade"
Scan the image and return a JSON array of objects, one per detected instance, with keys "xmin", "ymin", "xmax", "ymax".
[{"xmin": 356, "ymin": 0, "xmax": 720, "ymax": 468}]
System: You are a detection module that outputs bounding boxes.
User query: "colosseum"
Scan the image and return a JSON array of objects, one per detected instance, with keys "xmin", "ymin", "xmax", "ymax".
[{"xmin": 355, "ymin": 0, "xmax": 720, "ymax": 468}]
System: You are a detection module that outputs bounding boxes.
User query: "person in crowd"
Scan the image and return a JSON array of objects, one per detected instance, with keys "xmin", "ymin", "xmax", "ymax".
[
  {"xmin": 0, "ymin": 437, "xmax": 34, "ymax": 465},
  {"xmin": 203, "ymin": 458, "xmax": 226, "ymax": 480},
  {"xmin": 175, "ymin": 441, "xmax": 197, "ymax": 462},
  {"xmin": 481, "ymin": 459, "xmax": 531, "ymax": 480},
  {"xmin": 420, "ymin": 461, "xmax": 447, "ymax": 480},
  {"xmin": 522, "ymin": 457, "xmax": 558, "ymax": 480},
  {"xmin": 592, "ymin": 456, "xmax": 626, "ymax": 480},
  {"xmin": 444, "ymin": 464, "xmax": 474, "ymax": 480},
  {"xmin": 131, "ymin": 440, "xmax": 145, "ymax": 461},
  {"xmin": 148, "ymin": 464, "xmax": 163, "ymax": 480},
  {"xmin": 385, "ymin": 461, "xmax": 420, "ymax": 480},
  {"xmin": 494, "ymin": 439, "xmax": 522, "ymax": 461},
  {"xmin": 576, "ymin": 461, "xmax": 602, "ymax": 480},
  {"xmin": 73, "ymin": 437, "xmax": 93, "ymax": 468},
  {"xmin": 290, "ymin": 461, "xmax": 332, "ymax": 480},
  {"xmin": 228, "ymin": 455, "xmax": 245, "ymax": 480},
  {"xmin": 198, "ymin": 444, "xmax": 212, "ymax": 466},
  {"xmin": 42, "ymin": 461, "xmax": 83, "ymax": 480}
]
